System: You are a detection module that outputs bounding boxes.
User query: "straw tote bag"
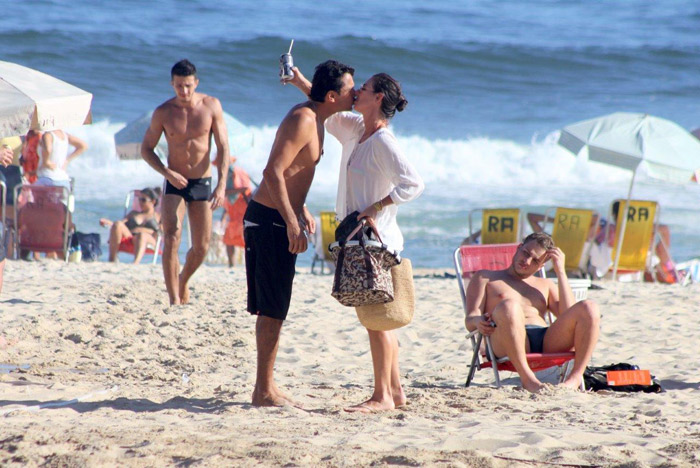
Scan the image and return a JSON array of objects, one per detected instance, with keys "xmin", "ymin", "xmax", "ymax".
[
  {"xmin": 355, "ymin": 258, "xmax": 414, "ymax": 331},
  {"xmin": 329, "ymin": 218, "xmax": 400, "ymax": 307}
]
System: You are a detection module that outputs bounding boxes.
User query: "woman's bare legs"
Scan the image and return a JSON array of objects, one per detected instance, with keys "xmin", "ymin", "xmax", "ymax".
[
  {"xmin": 132, "ymin": 232, "xmax": 156, "ymax": 264},
  {"xmin": 346, "ymin": 329, "xmax": 404, "ymax": 413},
  {"xmin": 108, "ymin": 221, "xmax": 131, "ymax": 262}
]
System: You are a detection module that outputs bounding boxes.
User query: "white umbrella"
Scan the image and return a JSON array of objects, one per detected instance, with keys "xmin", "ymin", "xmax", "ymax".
[
  {"xmin": 114, "ymin": 110, "xmax": 254, "ymax": 160},
  {"xmin": 0, "ymin": 61, "xmax": 92, "ymax": 139},
  {"xmin": 558, "ymin": 112, "xmax": 700, "ymax": 279}
]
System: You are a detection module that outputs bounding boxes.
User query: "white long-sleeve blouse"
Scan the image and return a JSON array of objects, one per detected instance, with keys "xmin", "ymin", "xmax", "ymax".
[{"xmin": 326, "ymin": 111, "xmax": 424, "ymax": 252}]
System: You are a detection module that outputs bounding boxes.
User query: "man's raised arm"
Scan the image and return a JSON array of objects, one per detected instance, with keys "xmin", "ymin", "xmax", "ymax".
[
  {"xmin": 209, "ymin": 97, "xmax": 229, "ymax": 210},
  {"xmin": 284, "ymin": 66, "xmax": 312, "ymax": 96},
  {"xmin": 547, "ymin": 247, "xmax": 575, "ymax": 317}
]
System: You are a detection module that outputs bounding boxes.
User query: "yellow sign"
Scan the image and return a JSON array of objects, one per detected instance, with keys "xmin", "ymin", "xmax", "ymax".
[
  {"xmin": 551, "ymin": 208, "xmax": 594, "ymax": 270},
  {"xmin": 320, "ymin": 211, "xmax": 339, "ymax": 261},
  {"xmin": 481, "ymin": 208, "xmax": 520, "ymax": 244},
  {"xmin": 612, "ymin": 200, "xmax": 657, "ymax": 271}
]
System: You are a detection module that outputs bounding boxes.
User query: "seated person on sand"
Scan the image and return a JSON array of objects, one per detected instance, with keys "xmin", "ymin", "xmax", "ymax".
[
  {"xmin": 465, "ymin": 232, "xmax": 600, "ymax": 392},
  {"xmin": 99, "ymin": 187, "xmax": 161, "ymax": 264}
]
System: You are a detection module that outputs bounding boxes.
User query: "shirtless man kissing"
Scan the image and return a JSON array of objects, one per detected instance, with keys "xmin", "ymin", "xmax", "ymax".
[{"xmin": 245, "ymin": 60, "xmax": 355, "ymax": 406}]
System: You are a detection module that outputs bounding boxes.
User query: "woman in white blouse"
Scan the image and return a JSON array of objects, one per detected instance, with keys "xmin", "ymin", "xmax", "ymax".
[{"xmin": 288, "ymin": 68, "xmax": 424, "ymax": 412}]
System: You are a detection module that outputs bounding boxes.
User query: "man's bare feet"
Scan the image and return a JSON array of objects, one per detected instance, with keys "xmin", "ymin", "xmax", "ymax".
[
  {"xmin": 345, "ymin": 398, "xmax": 395, "ymax": 413},
  {"xmin": 560, "ymin": 376, "xmax": 584, "ymax": 390},
  {"xmin": 521, "ymin": 379, "xmax": 546, "ymax": 393},
  {"xmin": 252, "ymin": 388, "xmax": 300, "ymax": 408}
]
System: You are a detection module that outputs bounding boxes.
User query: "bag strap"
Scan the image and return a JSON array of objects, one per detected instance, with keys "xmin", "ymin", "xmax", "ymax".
[
  {"xmin": 364, "ymin": 217, "xmax": 385, "ymax": 245},
  {"xmin": 344, "ymin": 218, "xmax": 367, "ymax": 243},
  {"xmin": 343, "ymin": 216, "xmax": 386, "ymax": 244},
  {"xmin": 358, "ymin": 232, "xmax": 375, "ymax": 290},
  {"xmin": 332, "ymin": 244, "xmax": 346, "ymax": 293}
]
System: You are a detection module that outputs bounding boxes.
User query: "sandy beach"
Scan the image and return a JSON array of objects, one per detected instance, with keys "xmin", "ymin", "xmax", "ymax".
[{"xmin": 0, "ymin": 259, "xmax": 698, "ymax": 467}]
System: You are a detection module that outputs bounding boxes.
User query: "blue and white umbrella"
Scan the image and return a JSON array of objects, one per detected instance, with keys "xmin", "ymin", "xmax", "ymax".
[{"xmin": 558, "ymin": 112, "xmax": 700, "ymax": 279}]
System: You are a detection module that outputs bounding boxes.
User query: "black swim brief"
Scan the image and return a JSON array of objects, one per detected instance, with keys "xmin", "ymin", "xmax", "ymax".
[
  {"xmin": 243, "ymin": 200, "xmax": 296, "ymax": 321},
  {"xmin": 164, "ymin": 177, "xmax": 212, "ymax": 203},
  {"xmin": 525, "ymin": 325, "xmax": 548, "ymax": 353}
]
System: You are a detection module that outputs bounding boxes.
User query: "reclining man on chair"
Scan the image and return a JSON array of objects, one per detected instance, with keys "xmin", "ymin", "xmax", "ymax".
[{"xmin": 465, "ymin": 232, "xmax": 600, "ymax": 392}]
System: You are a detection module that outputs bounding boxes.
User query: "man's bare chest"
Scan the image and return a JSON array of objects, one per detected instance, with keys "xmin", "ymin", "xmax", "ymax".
[
  {"xmin": 486, "ymin": 279, "xmax": 547, "ymax": 311},
  {"xmin": 164, "ymin": 112, "xmax": 212, "ymax": 141}
]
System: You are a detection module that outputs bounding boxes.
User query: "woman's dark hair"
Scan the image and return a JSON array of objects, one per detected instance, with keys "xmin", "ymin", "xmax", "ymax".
[
  {"xmin": 371, "ymin": 73, "xmax": 408, "ymax": 120},
  {"xmin": 171, "ymin": 59, "xmax": 197, "ymax": 79},
  {"xmin": 141, "ymin": 187, "xmax": 158, "ymax": 206},
  {"xmin": 309, "ymin": 60, "xmax": 355, "ymax": 103}
]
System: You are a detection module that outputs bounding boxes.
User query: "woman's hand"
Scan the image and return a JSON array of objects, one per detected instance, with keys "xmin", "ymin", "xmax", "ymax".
[
  {"xmin": 99, "ymin": 218, "xmax": 113, "ymax": 227},
  {"xmin": 357, "ymin": 203, "xmax": 380, "ymax": 221}
]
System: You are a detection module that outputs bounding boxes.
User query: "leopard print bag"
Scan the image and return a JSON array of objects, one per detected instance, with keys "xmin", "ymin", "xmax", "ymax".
[{"xmin": 330, "ymin": 219, "xmax": 400, "ymax": 307}]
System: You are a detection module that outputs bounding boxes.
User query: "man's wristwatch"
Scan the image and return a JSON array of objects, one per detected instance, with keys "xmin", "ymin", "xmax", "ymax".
[{"xmin": 373, "ymin": 201, "xmax": 383, "ymax": 211}]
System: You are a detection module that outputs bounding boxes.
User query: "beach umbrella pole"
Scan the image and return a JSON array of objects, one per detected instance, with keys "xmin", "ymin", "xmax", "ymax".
[{"xmin": 612, "ymin": 171, "xmax": 636, "ymax": 280}]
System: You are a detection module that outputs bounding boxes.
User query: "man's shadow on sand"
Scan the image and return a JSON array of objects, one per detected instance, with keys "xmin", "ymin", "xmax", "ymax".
[{"xmin": 0, "ymin": 396, "xmax": 252, "ymax": 414}]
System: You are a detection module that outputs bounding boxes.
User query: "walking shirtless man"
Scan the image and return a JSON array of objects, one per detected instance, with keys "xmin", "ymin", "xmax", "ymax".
[
  {"xmin": 245, "ymin": 60, "xmax": 355, "ymax": 406},
  {"xmin": 465, "ymin": 232, "xmax": 600, "ymax": 392},
  {"xmin": 142, "ymin": 59, "xmax": 229, "ymax": 305}
]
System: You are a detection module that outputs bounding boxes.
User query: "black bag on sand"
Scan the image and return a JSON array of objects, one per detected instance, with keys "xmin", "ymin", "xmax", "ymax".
[
  {"xmin": 583, "ymin": 363, "xmax": 663, "ymax": 393},
  {"xmin": 70, "ymin": 232, "xmax": 102, "ymax": 261}
]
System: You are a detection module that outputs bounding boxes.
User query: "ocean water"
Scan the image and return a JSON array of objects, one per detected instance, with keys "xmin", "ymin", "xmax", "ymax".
[{"xmin": 3, "ymin": 0, "xmax": 700, "ymax": 266}]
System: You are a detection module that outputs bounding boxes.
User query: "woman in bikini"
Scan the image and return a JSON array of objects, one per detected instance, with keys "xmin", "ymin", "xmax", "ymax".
[{"xmin": 100, "ymin": 188, "xmax": 161, "ymax": 264}]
